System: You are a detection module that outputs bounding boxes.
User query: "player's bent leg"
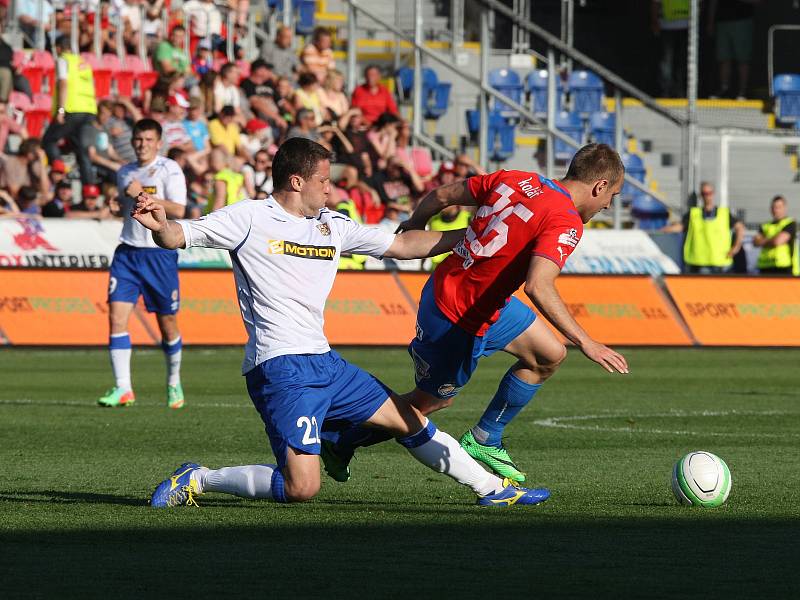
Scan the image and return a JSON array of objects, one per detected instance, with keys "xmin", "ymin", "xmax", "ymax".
[
  {"xmin": 99, "ymin": 301, "xmax": 137, "ymax": 407},
  {"xmin": 156, "ymin": 313, "xmax": 184, "ymax": 409},
  {"xmin": 281, "ymin": 447, "xmax": 322, "ymax": 502},
  {"xmin": 465, "ymin": 315, "xmax": 566, "ymax": 482}
]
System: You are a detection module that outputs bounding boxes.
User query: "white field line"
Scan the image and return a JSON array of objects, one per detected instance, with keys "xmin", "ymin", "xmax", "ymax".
[{"xmin": 533, "ymin": 410, "xmax": 800, "ymax": 438}]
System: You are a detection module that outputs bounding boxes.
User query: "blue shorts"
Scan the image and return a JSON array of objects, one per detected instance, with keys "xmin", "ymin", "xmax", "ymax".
[
  {"xmin": 245, "ymin": 350, "xmax": 392, "ymax": 468},
  {"xmin": 409, "ymin": 276, "xmax": 536, "ymax": 399},
  {"xmin": 108, "ymin": 244, "xmax": 180, "ymax": 314}
]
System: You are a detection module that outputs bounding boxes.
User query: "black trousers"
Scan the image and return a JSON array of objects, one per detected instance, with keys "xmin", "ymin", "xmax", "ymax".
[{"xmin": 42, "ymin": 112, "xmax": 97, "ymax": 185}]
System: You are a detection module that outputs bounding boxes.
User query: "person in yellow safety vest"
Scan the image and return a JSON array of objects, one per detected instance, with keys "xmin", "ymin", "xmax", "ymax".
[
  {"xmin": 336, "ymin": 197, "xmax": 367, "ymax": 270},
  {"xmin": 662, "ymin": 181, "xmax": 745, "ymax": 273},
  {"xmin": 42, "ymin": 34, "xmax": 98, "ymax": 189},
  {"xmin": 428, "ymin": 205, "xmax": 471, "ymax": 269},
  {"xmin": 753, "ymin": 195, "xmax": 799, "ymax": 276},
  {"xmin": 651, "ymin": 0, "xmax": 690, "ymax": 98},
  {"xmin": 207, "ymin": 148, "xmax": 246, "ymax": 213}
]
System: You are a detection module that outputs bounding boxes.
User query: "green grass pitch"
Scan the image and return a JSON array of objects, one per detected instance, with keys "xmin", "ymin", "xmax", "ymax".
[{"xmin": 1, "ymin": 347, "xmax": 798, "ymax": 598}]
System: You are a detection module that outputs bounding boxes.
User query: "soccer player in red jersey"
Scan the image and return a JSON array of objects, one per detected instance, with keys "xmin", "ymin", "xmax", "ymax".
[{"xmin": 323, "ymin": 144, "xmax": 629, "ymax": 484}]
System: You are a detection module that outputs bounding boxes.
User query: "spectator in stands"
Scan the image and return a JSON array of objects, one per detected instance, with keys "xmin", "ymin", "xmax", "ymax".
[
  {"xmin": 42, "ymin": 180, "xmax": 74, "ymax": 217},
  {"xmin": 0, "ymin": 99, "xmax": 26, "ymax": 152},
  {"xmin": 0, "ymin": 188, "xmax": 20, "ymax": 214},
  {"xmin": 183, "ymin": 96, "xmax": 211, "ymax": 152},
  {"xmin": 242, "ymin": 147, "xmax": 274, "ymax": 199},
  {"xmin": 17, "ymin": 0, "xmax": 54, "ymax": 49},
  {"xmin": 142, "ymin": 0, "xmax": 166, "ymax": 49},
  {"xmin": 285, "ymin": 107, "xmax": 322, "ymax": 145},
  {"xmin": 155, "ymin": 24, "xmax": 191, "ymax": 78},
  {"xmin": 331, "ymin": 107, "xmax": 371, "ymax": 179},
  {"xmin": 43, "ymin": 35, "xmax": 98, "ymax": 187},
  {"xmin": 183, "ymin": 0, "xmax": 224, "ymax": 45},
  {"xmin": 395, "ymin": 120, "xmax": 433, "ymax": 183},
  {"xmin": 351, "ymin": 65, "xmax": 399, "ymax": 127},
  {"xmin": 242, "ymin": 118, "xmax": 273, "ymax": 157},
  {"xmin": 208, "ymin": 105, "xmax": 246, "ymax": 158},
  {"xmin": 16, "ymin": 185, "xmax": 40, "ymax": 214},
  {"xmin": 293, "ymin": 71, "xmax": 325, "ymax": 125},
  {"xmin": 662, "ymin": 181, "xmax": 745, "ymax": 273},
  {"xmin": 45, "ymin": 159, "xmax": 68, "ymax": 199},
  {"xmin": 651, "ymin": 0, "xmax": 689, "ymax": 98},
  {"xmin": 192, "ymin": 39, "xmax": 214, "ymax": 77},
  {"xmin": 320, "ymin": 69, "xmax": 349, "ymax": 122},
  {"xmin": 240, "ymin": 59, "xmax": 288, "ymax": 136},
  {"xmin": 105, "ymin": 98, "xmax": 140, "ymax": 164},
  {"xmin": 367, "ymin": 112, "xmax": 401, "ymax": 172},
  {"xmin": 261, "ymin": 25, "xmax": 299, "ymax": 80},
  {"xmin": 0, "ymin": 138, "xmax": 48, "ymax": 199},
  {"xmin": 369, "ymin": 155, "xmax": 425, "ymax": 212},
  {"xmin": 273, "ymin": 75, "xmax": 297, "ymax": 123},
  {"xmin": 213, "ymin": 63, "xmax": 246, "ymax": 124},
  {"xmin": 162, "ymin": 93, "xmax": 196, "ymax": 152},
  {"xmin": 82, "ymin": 105, "xmax": 124, "ymax": 184},
  {"xmin": 707, "ymin": 0, "xmax": 759, "ymax": 100},
  {"xmin": 209, "ymin": 147, "xmax": 245, "ymax": 212},
  {"xmin": 753, "ymin": 195, "xmax": 798, "ymax": 276},
  {"xmin": 301, "ymin": 26, "xmax": 335, "ymax": 84},
  {"xmin": 0, "ymin": 31, "xmax": 15, "ymax": 102},
  {"xmin": 70, "ymin": 183, "xmax": 112, "ymax": 219}
]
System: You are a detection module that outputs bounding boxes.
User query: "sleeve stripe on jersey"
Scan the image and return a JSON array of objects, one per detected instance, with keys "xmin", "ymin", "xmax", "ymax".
[{"xmin": 533, "ymin": 252, "xmax": 564, "ymax": 269}]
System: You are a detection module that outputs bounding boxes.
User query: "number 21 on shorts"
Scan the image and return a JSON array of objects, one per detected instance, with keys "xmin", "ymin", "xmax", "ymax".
[{"xmin": 297, "ymin": 416, "xmax": 320, "ymax": 445}]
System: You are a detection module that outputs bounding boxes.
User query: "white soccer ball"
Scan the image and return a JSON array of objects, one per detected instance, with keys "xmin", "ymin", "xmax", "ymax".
[{"xmin": 671, "ymin": 451, "xmax": 731, "ymax": 507}]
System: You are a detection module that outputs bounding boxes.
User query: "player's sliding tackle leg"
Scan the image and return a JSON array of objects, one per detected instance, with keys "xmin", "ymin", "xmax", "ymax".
[
  {"xmin": 150, "ymin": 395, "xmax": 550, "ymax": 507},
  {"xmin": 324, "ymin": 319, "xmax": 567, "ymax": 483}
]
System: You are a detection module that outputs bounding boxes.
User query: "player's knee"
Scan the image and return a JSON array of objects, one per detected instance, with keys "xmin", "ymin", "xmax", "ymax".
[
  {"xmin": 283, "ymin": 478, "xmax": 320, "ymax": 502},
  {"xmin": 538, "ymin": 345, "xmax": 567, "ymax": 379},
  {"xmin": 418, "ymin": 396, "xmax": 453, "ymax": 415}
]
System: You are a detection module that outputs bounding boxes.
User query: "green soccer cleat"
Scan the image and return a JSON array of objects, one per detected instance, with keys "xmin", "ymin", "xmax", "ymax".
[
  {"xmin": 460, "ymin": 430, "xmax": 526, "ymax": 483},
  {"xmin": 167, "ymin": 383, "xmax": 185, "ymax": 409},
  {"xmin": 97, "ymin": 387, "xmax": 135, "ymax": 408},
  {"xmin": 320, "ymin": 439, "xmax": 352, "ymax": 482}
]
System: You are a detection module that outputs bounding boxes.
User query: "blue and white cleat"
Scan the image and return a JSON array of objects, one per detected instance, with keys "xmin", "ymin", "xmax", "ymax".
[
  {"xmin": 476, "ymin": 478, "xmax": 550, "ymax": 507},
  {"xmin": 150, "ymin": 462, "xmax": 203, "ymax": 508}
]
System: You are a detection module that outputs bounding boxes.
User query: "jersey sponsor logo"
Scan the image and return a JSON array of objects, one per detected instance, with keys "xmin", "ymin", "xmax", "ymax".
[
  {"xmin": 142, "ymin": 186, "xmax": 157, "ymax": 195},
  {"xmin": 516, "ymin": 176, "xmax": 543, "ymax": 198},
  {"xmin": 316, "ymin": 223, "xmax": 331, "ymax": 236},
  {"xmin": 267, "ymin": 240, "xmax": 336, "ymax": 260},
  {"xmin": 557, "ymin": 228, "xmax": 580, "ymax": 248}
]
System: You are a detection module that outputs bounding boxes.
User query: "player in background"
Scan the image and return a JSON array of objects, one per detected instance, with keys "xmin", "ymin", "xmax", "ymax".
[
  {"xmin": 98, "ymin": 119, "xmax": 188, "ymax": 409},
  {"xmin": 137, "ymin": 138, "xmax": 550, "ymax": 508},
  {"xmin": 324, "ymin": 143, "xmax": 629, "ymax": 484}
]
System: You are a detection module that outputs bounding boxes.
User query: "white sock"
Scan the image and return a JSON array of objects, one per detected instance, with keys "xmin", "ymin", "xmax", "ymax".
[
  {"xmin": 197, "ymin": 465, "xmax": 282, "ymax": 500},
  {"xmin": 161, "ymin": 337, "xmax": 182, "ymax": 387},
  {"xmin": 109, "ymin": 333, "xmax": 132, "ymax": 391},
  {"xmin": 399, "ymin": 420, "xmax": 504, "ymax": 497}
]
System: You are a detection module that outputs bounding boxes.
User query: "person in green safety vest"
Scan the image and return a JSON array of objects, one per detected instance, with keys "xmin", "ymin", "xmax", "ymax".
[
  {"xmin": 335, "ymin": 196, "xmax": 367, "ymax": 270},
  {"xmin": 753, "ymin": 195, "xmax": 799, "ymax": 276},
  {"xmin": 651, "ymin": 0, "xmax": 690, "ymax": 98},
  {"xmin": 663, "ymin": 181, "xmax": 745, "ymax": 273},
  {"xmin": 42, "ymin": 34, "xmax": 98, "ymax": 189}
]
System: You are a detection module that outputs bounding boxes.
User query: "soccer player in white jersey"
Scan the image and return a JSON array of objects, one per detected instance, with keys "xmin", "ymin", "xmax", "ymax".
[
  {"xmin": 98, "ymin": 119, "xmax": 188, "ymax": 409},
  {"xmin": 137, "ymin": 138, "xmax": 550, "ymax": 507}
]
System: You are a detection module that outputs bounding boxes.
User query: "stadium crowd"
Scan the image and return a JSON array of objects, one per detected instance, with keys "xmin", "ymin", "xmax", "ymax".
[{"xmin": 0, "ymin": 1, "xmax": 481, "ymax": 271}]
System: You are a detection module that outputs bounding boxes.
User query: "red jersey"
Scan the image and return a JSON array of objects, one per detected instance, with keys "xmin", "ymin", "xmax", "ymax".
[{"xmin": 433, "ymin": 170, "xmax": 583, "ymax": 335}]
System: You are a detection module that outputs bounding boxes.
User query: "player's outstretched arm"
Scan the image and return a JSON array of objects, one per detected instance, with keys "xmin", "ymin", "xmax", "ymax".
[
  {"xmin": 525, "ymin": 256, "xmax": 629, "ymax": 374},
  {"xmin": 125, "ymin": 180, "xmax": 186, "ymax": 219},
  {"xmin": 397, "ymin": 180, "xmax": 476, "ymax": 232},
  {"xmin": 131, "ymin": 192, "xmax": 186, "ymax": 249},
  {"xmin": 384, "ymin": 228, "xmax": 466, "ymax": 260}
]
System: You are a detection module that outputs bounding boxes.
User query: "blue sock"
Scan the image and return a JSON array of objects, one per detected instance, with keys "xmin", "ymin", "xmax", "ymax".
[
  {"xmin": 271, "ymin": 469, "xmax": 286, "ymax": 503},
  {"xmin": 473, "ymin": 370, "xmax": 541, "ymax": 446}
]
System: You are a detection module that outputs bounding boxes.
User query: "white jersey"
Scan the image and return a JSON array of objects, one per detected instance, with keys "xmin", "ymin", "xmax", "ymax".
[
  {"xmin": 117, "ymin": 156, "xmax": 187, "ymax": 248},
  {"xmin": 178, "ymin": 197, "xmax": 395, "ymax": 373}
]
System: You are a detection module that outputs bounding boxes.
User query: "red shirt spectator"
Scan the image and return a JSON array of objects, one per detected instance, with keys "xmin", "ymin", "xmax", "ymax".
[{"xmin": 350, "ymin": 65, "xmax": 398, "ymax": 126}]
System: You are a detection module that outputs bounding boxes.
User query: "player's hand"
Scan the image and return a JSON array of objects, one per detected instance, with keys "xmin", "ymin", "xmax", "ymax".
[
  {"xmin": 131, "ymin": 192, "xmax": 168, "ymax": 232},
  {"xmin": 125, "ymin": 180, "xmax": 144, "ymax": 199},
  {"xmin": 395, "ymin": 217, "xmax": 425, "ymax": 234},
  {"xmin": 580, "ymin": 339, "xmax": 629, "ymax": 374}
]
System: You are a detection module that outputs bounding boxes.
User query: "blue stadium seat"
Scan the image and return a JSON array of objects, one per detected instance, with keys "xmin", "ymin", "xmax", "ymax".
[
  {"xmin": 773, "ymin": 74, "xmax": 800, "ymax": 123},
  {"xmin": 295, "ymin": 0, "xmax": 316, "ymax": 36},
  {"xmin": 489, "ymin": 68, "xmax": 523, "ymax": 118},
  {"xmin": 590, "ymin": 112, "xmax": 616, "ymax": 146},
  {"xmin": 568, "ymin": 69, "xmax": 604, "ymax": 116},
  {"xmin": 621, "ymin": 153, "xmax": 647, "ymax": 204},
  {"xmin": 526, "ymin": 69, "xmax": 562, "ymax": 117},
  {"xmin": 554, "ymin": 111, "xmax": 584, "ymax": 161},
  {"xmin": 632, "ymin": 194, "xmax": 669, "ymax": 230},
  {"xmin": 395, "ymin": 67, "xmax": 451, "ymax": 119},
  {"xmin": 465, "ymin": 109, "xmax": 516, "ymax": 162}
]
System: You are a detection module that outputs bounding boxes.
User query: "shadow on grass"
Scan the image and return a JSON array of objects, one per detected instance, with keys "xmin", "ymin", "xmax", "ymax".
[
  {"xmin": 0, "ymin": 490, "xmax": 147, "ymax": 506},
  {"xmin": 3, "ymin": 517, "xmax": 799, "ymax": 598}
]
